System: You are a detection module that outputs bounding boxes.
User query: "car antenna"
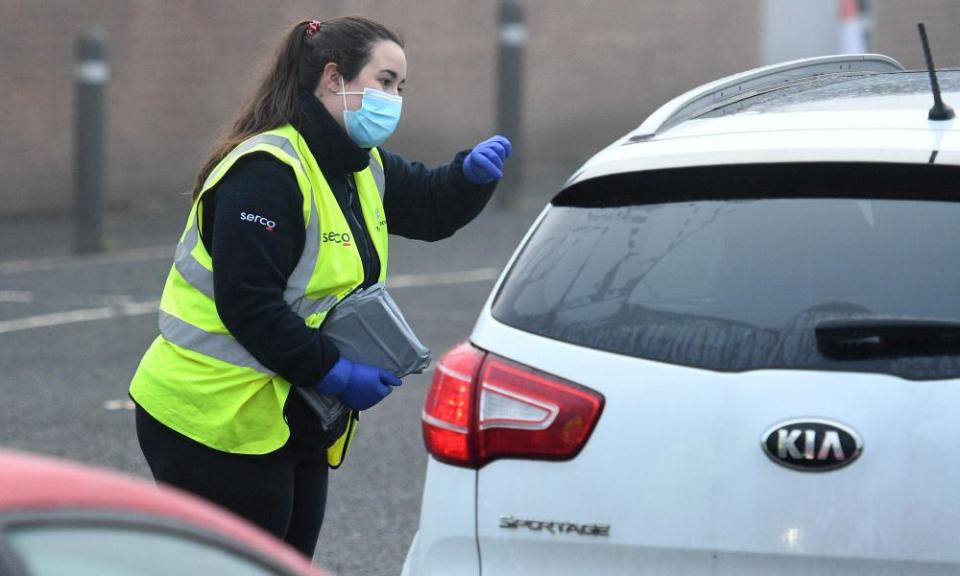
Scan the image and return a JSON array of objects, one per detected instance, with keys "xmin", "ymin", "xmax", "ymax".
[{"xmin": 917, "ymin": 22, "xmax": 954, "ymax": 121}]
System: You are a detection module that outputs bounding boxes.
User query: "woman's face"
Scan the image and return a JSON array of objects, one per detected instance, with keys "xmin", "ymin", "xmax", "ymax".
[
  {"xmin": 347, "ymin": 40, "xmax": 407, "ymax": 99},
  {"xmin": 319, "ymin": 40, "xmax": 407, "ymax": 127}
]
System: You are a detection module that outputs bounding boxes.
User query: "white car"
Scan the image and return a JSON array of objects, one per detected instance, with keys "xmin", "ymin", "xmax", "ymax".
[{"xmin": 403, "ymin": 53, "xmax": 960, "ymax": 575}]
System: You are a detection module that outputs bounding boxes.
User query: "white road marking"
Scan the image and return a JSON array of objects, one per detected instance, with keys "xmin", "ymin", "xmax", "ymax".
[
  {"xmin": 0, "ymin": 245, "xmax": 172, "ymax": 275},
  {"xmin": 0, "ymin": 267, "xmax": 499, "ymax": 336},
  {"xmin": 0, "ymin": 300, "xmax": 160, "ymax": 335},
  {"xmin": 104, "ymin": 398, "xmax": 136, "ymax": 411},
  {"xmin": 0, "ymin": 291, "xmax": 35, "ymax": 303},
  {"xmin": 0, "ymin": 245, "xmax": 500, "ymax": 287},
  {"xmin": 388, "ymin": 267, "xmax": 500, "ymax": 288}
]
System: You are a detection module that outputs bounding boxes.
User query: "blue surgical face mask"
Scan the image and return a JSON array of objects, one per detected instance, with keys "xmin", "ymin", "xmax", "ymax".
[{"xmin": 337, "ymin": 77, "xmax": 403, "ymax": 149}]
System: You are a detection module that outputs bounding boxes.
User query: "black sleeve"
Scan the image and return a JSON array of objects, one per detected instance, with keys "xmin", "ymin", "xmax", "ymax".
[
  {"xmin": 205, "ymin": 154, "xmax": 340, "ymax": 387},
  {"xmin": 379, "ymin": 147, "xmax": 498, "ymax": 241}
]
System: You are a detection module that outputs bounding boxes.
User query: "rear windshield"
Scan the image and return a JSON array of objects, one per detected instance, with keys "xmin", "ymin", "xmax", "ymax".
[{"xmin": 492, "ymin": 168, "xmax": 960, "ymax": 380}]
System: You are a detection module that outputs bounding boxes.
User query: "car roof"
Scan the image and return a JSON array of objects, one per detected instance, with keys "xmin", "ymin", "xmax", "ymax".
[
  {"xmin": 567, "ymin": 54, "xmax": 960, "ymax": 187},
  {"xmin": 697, "ymin": 70, "xmax": 960, "ymax": 116},
  {"xmin": 0, "ymin": 449, "xmax": 323, "ymax": 575}
]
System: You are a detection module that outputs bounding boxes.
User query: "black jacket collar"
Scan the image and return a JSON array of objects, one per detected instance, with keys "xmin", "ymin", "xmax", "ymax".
[{"xmin": 295, "ymin": 88, "xmax": 370, "ymax": 175}]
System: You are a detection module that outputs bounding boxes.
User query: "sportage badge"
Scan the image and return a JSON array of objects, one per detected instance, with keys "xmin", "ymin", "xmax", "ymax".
[{"xmin": 761, "ymin": 418, "xmax": 863, "ymax": 472}]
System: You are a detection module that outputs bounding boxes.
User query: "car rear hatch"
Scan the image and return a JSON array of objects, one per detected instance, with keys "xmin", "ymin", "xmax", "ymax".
[{"xmin": 470, "ymin": 164, "xmax": 960, "ymax": 575}]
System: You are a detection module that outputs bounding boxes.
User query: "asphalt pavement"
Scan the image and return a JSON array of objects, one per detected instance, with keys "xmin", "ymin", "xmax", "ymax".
[{"xmin": 0, "ymin": 190, "xmax": 548, "ymax": 575}]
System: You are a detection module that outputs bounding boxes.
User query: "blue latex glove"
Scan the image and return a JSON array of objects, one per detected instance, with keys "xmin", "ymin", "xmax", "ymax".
[
  {"xmin": 316, "ymin": 357, "xmax": 403, "ymax": 411},
  {"xmin": 462, "ymin": 135, "xmax": 512, "ymax": 185}
]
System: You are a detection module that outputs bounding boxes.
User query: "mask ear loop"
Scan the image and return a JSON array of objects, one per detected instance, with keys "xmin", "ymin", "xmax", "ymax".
[{"xmin": 340, "ymin": 76, "xmax": 348, "ymax": 112}]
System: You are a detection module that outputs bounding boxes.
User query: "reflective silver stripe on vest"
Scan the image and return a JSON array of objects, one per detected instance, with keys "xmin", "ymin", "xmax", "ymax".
[
  {"xmin": 159, "ymin": 310, "xmax": 276, "ymax": 375},
  {"xmin": 174, "ymin": 226, "xmax": 214, "ymax": 299},
  {"xmin": 177, "ymin": 133, "xmax": 310, "ymax": 303},
  {"xmin": 282, "ymin": 152, "xmax": 385, "ymax": 316},
  {"xmin": 202, "ymin": 134, "xmax": 303, "ymax": 191},
  {"xmin": 369, "ymin": 152, "xmax": 385, "ymax": 200},
  {"xmin": 283, "ymin": 190, "xmax": 321, "ymax": 316}
]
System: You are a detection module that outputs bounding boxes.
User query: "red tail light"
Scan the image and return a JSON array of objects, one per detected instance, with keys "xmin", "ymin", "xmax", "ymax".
[{"xmin": 422, "ymin": 342, "xmax": 604, "ymax": 468}]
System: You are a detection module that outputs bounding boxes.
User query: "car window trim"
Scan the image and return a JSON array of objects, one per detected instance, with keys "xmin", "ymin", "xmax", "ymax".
[
  {"xmin": 0, "ymin": 509, "xmax": 303, "ymax": 576},
  {"xmin": 553, "ymin": 162, "xmax": 960, "ymax": 208}
]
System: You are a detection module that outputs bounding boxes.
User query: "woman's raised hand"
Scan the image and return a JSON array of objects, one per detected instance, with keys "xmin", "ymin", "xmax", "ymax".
[{"xmin": 463, "ymin": 135, "xmax": 512, "ymax": 185}]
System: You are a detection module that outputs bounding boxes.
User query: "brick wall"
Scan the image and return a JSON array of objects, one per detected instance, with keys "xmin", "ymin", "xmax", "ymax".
[{"xmin": 0, "ymin": 0, "xmax": 955, "ymax": 217}]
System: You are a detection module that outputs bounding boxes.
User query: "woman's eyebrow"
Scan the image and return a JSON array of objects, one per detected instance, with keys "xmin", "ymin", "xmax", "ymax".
[{"xmin": 380, "ymin": 69, "xmax": 402, "ymax": 81}]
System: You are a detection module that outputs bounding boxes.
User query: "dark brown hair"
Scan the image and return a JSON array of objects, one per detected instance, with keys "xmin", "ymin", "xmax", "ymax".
[{"xmin": 191, "ymin": 16, "xmax": 403, "ymax": 199}]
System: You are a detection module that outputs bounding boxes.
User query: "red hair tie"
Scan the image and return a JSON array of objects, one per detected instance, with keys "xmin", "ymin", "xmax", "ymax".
[{"xmin": 306, "ymin": 20, "xmax": 321, "ymax": 36}]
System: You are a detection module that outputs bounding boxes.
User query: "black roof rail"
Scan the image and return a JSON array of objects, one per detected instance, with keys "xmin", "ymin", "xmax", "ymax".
[{"xmin": 630, "ymin": 53, "xmax": 904, "ymax": 141}]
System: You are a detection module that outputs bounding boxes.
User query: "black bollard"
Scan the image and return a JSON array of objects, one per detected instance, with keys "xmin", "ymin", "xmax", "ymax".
[
  {"xmin": 74, "ymin": 28, "xmax": 108, "ymax": 254},
  {"xmin": 496, "ymin": 0, "xmax": 526, "ymax": 210}
]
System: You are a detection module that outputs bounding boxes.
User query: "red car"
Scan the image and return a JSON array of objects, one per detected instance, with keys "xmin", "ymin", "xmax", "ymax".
[{"xmin": 0, "ymin": 449, "xmax": 328, "ymax": 576}]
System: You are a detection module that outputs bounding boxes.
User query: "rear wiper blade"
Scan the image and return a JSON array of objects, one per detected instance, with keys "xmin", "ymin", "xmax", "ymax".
[{"xmin": 815, "ymin": 318, "xmax": 960, "ymax": 359}]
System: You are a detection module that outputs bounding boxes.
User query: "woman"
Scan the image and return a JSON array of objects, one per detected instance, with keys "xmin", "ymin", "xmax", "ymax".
[{"xmin": 129, "ymin": 16, "xmax": 510, "ymax": 557}]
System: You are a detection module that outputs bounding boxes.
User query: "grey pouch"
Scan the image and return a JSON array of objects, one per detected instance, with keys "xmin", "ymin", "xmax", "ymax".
[{"xmin": 296, "ymin": 283, "xmax": 432, "ymax": 429}]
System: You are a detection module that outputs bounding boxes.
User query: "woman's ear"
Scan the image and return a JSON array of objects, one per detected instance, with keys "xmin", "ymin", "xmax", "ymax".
[{"xmin": 320, "ymin": 62, "xmax": 341, "ymax": 95}]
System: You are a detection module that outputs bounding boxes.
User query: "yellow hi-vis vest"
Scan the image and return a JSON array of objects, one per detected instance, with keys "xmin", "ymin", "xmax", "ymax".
[{"xmin": 129, "ymin": 125, "xmax": 389, "ymax": 462}]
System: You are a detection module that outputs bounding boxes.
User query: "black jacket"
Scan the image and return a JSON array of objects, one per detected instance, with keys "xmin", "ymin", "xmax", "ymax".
[{"xmin": 197, "ymin": 90, "xmax": 495, "ymax": 438}]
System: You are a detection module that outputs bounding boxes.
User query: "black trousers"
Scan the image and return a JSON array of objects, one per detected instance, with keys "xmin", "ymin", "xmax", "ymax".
[{"xmin": 135, "ymin": 404, "xmax": 337, "ymax": 558}]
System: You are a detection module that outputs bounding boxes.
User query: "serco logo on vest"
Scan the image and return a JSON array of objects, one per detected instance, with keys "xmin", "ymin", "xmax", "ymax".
[
  {"xmin": 323, "ymin": 231, "xmax": 352, "ymax": 247},
  {"xmin": 240, "ymin": 212, "xmax": 276, "ymax": 232}
]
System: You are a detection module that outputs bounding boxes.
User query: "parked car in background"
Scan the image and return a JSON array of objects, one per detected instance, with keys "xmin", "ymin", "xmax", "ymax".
[
  {"xmin": 0, "ymin": 449, "xmax": 328, "ymax": 576},
  {"xmin": 404, "ymin": 53, "xmax": 960, "ymax": 574}
]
